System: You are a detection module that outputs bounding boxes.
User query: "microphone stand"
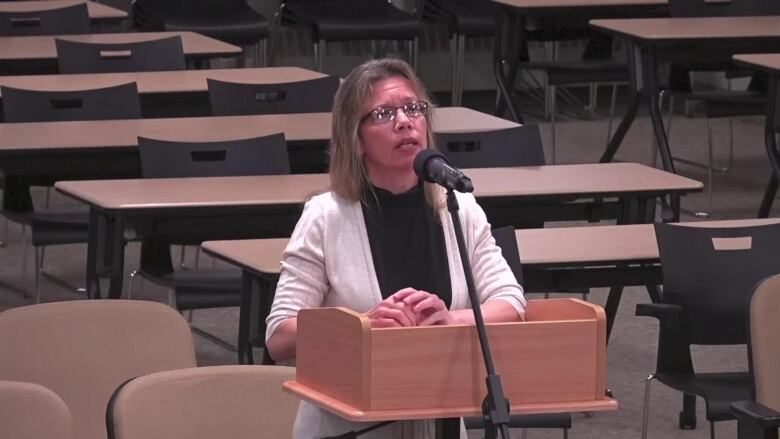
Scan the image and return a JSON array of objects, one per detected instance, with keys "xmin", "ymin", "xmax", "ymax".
[{"xmin": 446, "ymin": 188, "xmax": 511, "ymax": 439}]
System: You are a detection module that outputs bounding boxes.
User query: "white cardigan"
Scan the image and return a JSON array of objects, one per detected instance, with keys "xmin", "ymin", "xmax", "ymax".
[{"xmin": 266, "ymin": 190, "xmax": 526, "ymax": 439}]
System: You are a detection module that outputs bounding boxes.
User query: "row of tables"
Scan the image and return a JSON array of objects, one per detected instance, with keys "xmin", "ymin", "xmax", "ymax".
[
  {"xmin": 203, "ymin": 217, "xmax": 778, "ymax": 364},
  {"xmin": 492, "ymin": 0, "xmax": 780, "ymax": 215}
]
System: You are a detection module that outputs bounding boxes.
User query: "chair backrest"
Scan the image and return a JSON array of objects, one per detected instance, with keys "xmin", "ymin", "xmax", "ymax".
[
  {"xmin": 491, "ymin": 226, "xmax": 523, "ymax": 284},
  {"xmin": 435, "ymin": 125, "xmax": 546, "ymax": 168},
  {"xmin": 0, "ymin": 380, "xmax": 73, "ymax": 439},
  {"xmin": 0, "ymin": 300, "xmax": 197, "ymax": 439},
  {"xmin": 55, "ymin": 36, "xmax": 186, "ymax": 74},
  {"xmin": 654, "ymin": 222, "xmax": 780, "ymax": 345},
  {"xmin": 137, "ymin": 133, "xmax": 291, "ymax": 178},
  {"xmin": 0, "ymin": 4, "xmax": 89, "ymax": 36},
  {"xmin": 747, "ymin": 274, "xmax": 780, "ymax": 411},
  {"xmin": 208, "ymin": 75, "xmax": 340, "ymax": 116},
  {"xmin": 107, "ymin": 365, "xmax": 298, "ymax": 439},
  {"xmin": 1, "ymin": 83, "xmax": 142, "ymax": 123}
]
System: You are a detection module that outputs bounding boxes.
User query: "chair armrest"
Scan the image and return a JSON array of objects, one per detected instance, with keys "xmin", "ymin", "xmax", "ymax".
[
  {"xmin": 731, "ymin": 401, "xmax": 780, "ymax": 428},
  {"xmin": 636, "ymin": 303, "xmax": 682, "ymax": 330}
]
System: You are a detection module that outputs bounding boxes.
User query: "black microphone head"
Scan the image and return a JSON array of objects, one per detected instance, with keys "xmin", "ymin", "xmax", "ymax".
[{"xmin": 413, "ymin": 149, "xmax": 445, "ymax": 183}]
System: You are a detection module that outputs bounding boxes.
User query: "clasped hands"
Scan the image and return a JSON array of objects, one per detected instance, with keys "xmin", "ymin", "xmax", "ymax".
[{"xmin": 364, "ymin": 287, "xmax": 452, "ymax": 328}]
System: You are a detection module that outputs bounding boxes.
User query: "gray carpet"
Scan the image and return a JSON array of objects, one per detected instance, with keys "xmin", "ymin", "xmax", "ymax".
[{"xmin": 0, "ymin": 88, "xmax": 771, "ymax": 438}]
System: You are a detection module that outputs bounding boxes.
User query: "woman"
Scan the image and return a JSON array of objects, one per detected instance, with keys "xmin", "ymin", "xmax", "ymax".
[{"xmin": 265, "ymin": 58, "xmax": 525, "ymax": 439}]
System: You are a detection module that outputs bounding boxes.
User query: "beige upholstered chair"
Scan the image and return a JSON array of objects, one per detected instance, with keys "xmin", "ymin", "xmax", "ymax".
[
  {"xmin": 731, "ymin": 274, "xmax": 780, "ymax": 439},
  {"xmin": 0, "ymin": 300, "xmax": 197, "ymax": 439},
  {"xmin": 107, "ymin": 365, "xmax": 298, "ymax": 439},
  {"xmin": 0, "ymin": 380, "xmax": 73, "ymax": 439}
]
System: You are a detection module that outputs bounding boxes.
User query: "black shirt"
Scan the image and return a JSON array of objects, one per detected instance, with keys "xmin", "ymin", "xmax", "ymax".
[{"xmin": 361, "ymin": 183, "xmax": 452, "ymax": 308}]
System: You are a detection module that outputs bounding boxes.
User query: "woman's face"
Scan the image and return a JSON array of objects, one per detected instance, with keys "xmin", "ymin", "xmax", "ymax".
[{"xmin": 358, "ymin": 76, "xmax": 428, "ymax": 189}]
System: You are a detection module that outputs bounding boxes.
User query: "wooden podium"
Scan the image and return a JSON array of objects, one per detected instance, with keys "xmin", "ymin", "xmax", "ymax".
[{"xmin": 283, "ymin": 298, "xmax": 618, "ymax": 431}]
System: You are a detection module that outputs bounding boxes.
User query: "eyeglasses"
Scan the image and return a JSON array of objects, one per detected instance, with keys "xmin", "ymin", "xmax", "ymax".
[{"xmin": 361, "ymin": 100, "xmax": 429, "ymax": 125}]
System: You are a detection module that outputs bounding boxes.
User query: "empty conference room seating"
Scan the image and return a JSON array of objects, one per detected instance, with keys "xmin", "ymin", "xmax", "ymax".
[
  {"xmin": 133, "ymin": 0, "xmax": 269, "ymax": 67},
  {"xmin": 207, "ymin": 75, "xmax": 339, "ymax": 116},
  {"xmin": 0, "ymin": 380, "xmax": 74, "ymax": 439},
  {"xmin": 55, "ymin": 36, "xmax": 186, "ymax": 74},
  {"xmin": 274, "ymin": 0, "xmax": 425, "ymax": 71},
  {"xmin": 0, "ymin": 82, "xmax": 142, "ymax": 303},
  {"xmin": 130, "ymin": 134, "xmax": 290, "ymax": 339},
  {"xmin": 435, "ymin": 124, "xmax": 546, "ymax": 169},
  {"xmin": 1, "ymin": 83, "xmax": 142, "ymax": 123},
  {"xmin": 106, "ymin": 365, "xmax": 298, "ymax": 439},
  {"xmin": 638, "ymin": 222, "xmax": 780, "ymax": 439},
  {"xmin": 423, "ymin": 0, "xmax": 499, "ymax": 106},
  {"xmin": 0, "ymin": 300, "xmax": 197, "ymax": 439},
  {"xmin": 731, "ymin": 273, "xmax": 780, "ymax": 439},
  {"xmin": 0, "ymin": 3, "xmax": 89, "ymax": 36}
]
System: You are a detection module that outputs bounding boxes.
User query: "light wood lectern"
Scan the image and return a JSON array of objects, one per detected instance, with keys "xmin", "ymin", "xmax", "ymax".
[{"xmin": 283, "ymin": 298, "xmax": 618, "ymax": 435}]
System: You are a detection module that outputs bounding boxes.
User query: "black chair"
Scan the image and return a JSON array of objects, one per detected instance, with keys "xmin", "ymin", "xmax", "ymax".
[
  {"xmin": 435, "ymin": 124, "xmax": 546, "ymax": 169},
  {"xmin": 731, "ymin": 274, "xmax": 780, "ymax": 439},
  {"xmin": 208, "ymin": 75, "xmax": 339, "ymax": 116},
  {"xmin": 423, "ymin": 0, "xmax": 498, "ymax": 106},
  {"xmin": 130, "ymin": 134, "xmax": 290, "ymax": 342},
  {"xmin": 275, "ymin": 0, "xmax": 425, "ymax": 71},
  {"xmin": 0, "ymin": 83, "xmax": 142, "ymax": 303},
  {"xmin": 0, "ymin": 3, "xmax": 89, "ymax": 36},
  {"xmin": 662, "ymin": 0, "xmax": 775, "ymax": 216},
  {"xmin": 638, "ymin": 222, "xmax": 780, "ymax": 439},
  {"xmin": 1, "ymin": 83, "xmax": 141, "ymax": 123},
  {"xmin": 55, "ymin": 36, "xmax": 186, "ymax": 74},
  {"xmin": 133, "ymin": 0, "xmax": 269, "ymax": 67},
  {"xmin": 460, "ymin": 225, "xmax": 571, "ymax": 438}
]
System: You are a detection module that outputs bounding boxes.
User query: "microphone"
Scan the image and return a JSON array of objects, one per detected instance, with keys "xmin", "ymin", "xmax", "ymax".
[{"xmin": 413, "ymin": 149, "xmax": 474, "ymax": 193}]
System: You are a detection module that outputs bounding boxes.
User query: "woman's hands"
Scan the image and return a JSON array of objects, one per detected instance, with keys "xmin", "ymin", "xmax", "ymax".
[{"xmin": 364, "ymin": 288, "xmax": 452, "ymax": 328}]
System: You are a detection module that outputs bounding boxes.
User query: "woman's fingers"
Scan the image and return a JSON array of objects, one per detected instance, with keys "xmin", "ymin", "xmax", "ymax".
[{"xmin": 367, "ymin": 303, "xmax": 415, "ymax": 327}]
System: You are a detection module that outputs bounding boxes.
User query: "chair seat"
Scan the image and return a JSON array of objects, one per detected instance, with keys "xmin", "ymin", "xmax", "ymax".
[
  {"xmin": 523, "ymin": 59, "xmax": 628, "ymax": 86},
  {"xmin": 140, "ymin": 268, "xmax": 242, "ymax": 310},
  {"xmin": 677, "ymin": 90, "xmax": 766, "ymax": 119},
  {"xmin": 162, "ymin": 9, "xmax": 269, "ymax": 46},
  {"xmin": 658, "ymin": 372, "xmax": 752, "ymax": 422},
  {"xmin": 428, "ymin": 0, "xmax": 498, "ymax": 36},
  {"xmin": 3, "ymin": 209, "xmax": 88, "ymax": 246},
  {"xmin": 284, "ymin": 1, "xmax": 422, "ymax": 41}
]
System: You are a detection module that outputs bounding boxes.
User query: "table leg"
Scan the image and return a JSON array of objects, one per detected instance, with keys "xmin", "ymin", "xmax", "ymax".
[
  {"xmin": 237, "ymin": 272, "xmax": 260, "ymax": 364},
  {"xmin": 759, "ymin": 75, "xmax": 780, "ymax": 218},
  {"xmin": 237, "ymin": 271, "xmax": 277, "ymax": 365},
  {"xmin": 758, "ymin": 174, "xmax": 779, "ymax": 218},
  {"xmin": 86, "ymin": 208, "xmax": 101, "ymax": 299},
  {"xmin": 106, "ymin": 215, "xmax": 125, "ymax": 299},
  {"xmin": 493, "ymin": 8, "xmax": 524, "ymax": 123},
  {"xmin": 644, "ymin": 46, "xmax": 675, "ymax": 173},
  {"xmin": 604, "ymin": 286, "xmax": 623, "ymax": 342},
  {"xmin": 85, "ymin": 209, "xmax": 125, "ymax": 300}
]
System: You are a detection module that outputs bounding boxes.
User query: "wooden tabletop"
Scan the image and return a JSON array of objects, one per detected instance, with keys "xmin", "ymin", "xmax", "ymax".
[
  {"xmin": 202, "ymin": 218, "xmax": 780, "ymax": 276},
  {"xmin": 733, "ymin": 53, "xmax": 780, "ymax": 72},
  {"xmin": 590, "ymin": 16, "xmax": 780, "ymax": 41},
  {"xmin": 0, "ymin": 107, "xmax": 519, "ymax": 152},
  {"xmin": 0, "ymin": 31, "xmax": 241, "ymax": 62},
  {"xmin": 0, "ymin": 67, "xmax": 327, "ymax": 96},
  {"xmin": 0, "ymin": 0, "xmax": 127, "ymax": 19},
  {"xmin": 55, "ymin": 163, "xmax": 701, "ymax": 211}
]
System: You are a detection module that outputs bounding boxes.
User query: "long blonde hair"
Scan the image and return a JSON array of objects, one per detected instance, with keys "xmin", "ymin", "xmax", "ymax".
[{"xmin": 329, "ymin": 58, "xmax": 442, "ymax": 207}]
